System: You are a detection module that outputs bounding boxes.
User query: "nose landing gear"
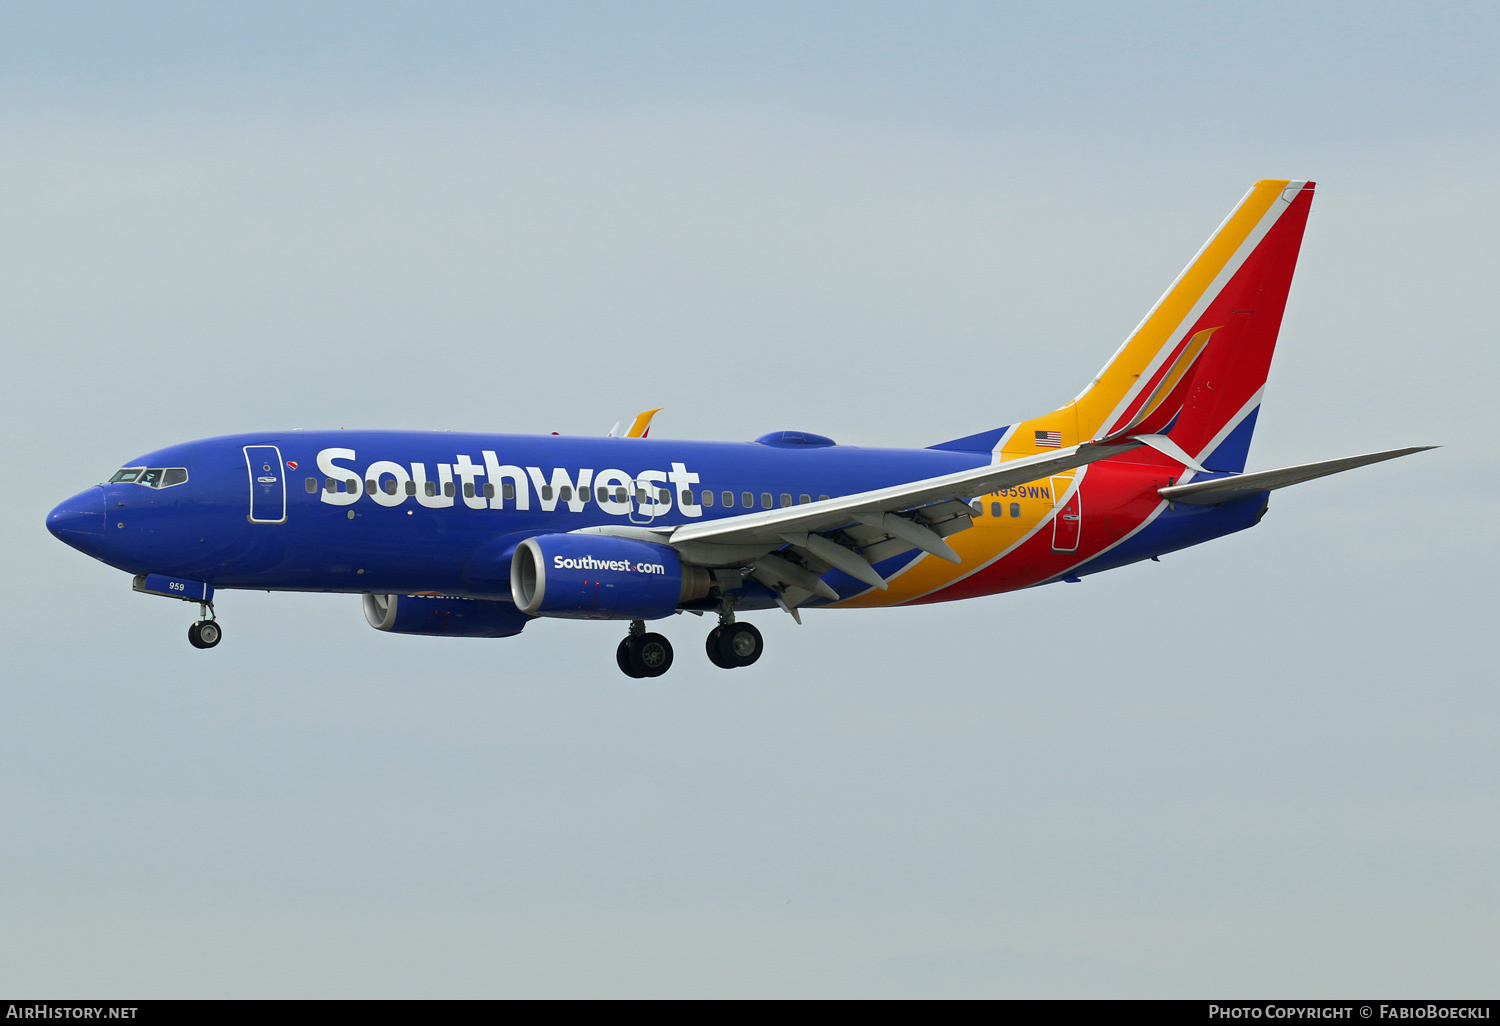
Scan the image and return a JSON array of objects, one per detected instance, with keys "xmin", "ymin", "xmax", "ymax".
[
  {"xmin": 617, "ymin": 620, "xmax": 673, "ymax": 678},
  {"xmin": 187, "ymin": 601, "xmax": 221, "ymax": 649}
]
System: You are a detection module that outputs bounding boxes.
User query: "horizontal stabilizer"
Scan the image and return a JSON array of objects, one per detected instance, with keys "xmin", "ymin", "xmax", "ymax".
[{"xmin": 1158, "ymin": 446, "xmax": 1436, "ymax": 505}]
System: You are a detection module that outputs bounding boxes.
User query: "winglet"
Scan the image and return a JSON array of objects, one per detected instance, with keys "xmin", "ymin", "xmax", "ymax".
[{"xmin": 626, "ymin": 408, "xmax": 663, "ymax": 438}]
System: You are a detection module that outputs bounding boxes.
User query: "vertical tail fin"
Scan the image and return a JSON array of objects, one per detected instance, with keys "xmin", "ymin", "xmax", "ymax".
[
  {"xmin": 1150, "ymin": 181, "xmax": 1315, "ymax": 470},
  {"xmin": 980, "ymin": 180, "xmax": 1314, "ymax": 472}
]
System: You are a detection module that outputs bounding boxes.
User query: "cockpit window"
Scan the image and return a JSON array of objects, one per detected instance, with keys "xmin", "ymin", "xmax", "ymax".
[{"xmin": 109, "ymin": 467, "xmax": 189, "ymax": 488}]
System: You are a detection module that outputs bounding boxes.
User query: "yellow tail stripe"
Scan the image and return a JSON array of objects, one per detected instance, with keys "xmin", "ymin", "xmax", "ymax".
[{"xmin": 1072, "ymin": 180, "xmax": 1288, "ymax": 441}]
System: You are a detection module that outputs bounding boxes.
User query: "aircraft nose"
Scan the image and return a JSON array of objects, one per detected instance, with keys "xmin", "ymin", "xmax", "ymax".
[{"xmin": 47, "ymin": 487, "xmax": 105, "ymax": 551}]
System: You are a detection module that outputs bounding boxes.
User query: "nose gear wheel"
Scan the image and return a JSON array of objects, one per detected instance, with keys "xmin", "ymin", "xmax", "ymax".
[{"xmin": 188, "ymin": 620, "xmax": 222, "ymax": 649}]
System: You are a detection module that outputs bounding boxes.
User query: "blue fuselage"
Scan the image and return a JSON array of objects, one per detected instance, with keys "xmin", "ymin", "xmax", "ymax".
[{"xmin": 48, "ymin": 430, "xmax": 987, "ymax": 601}]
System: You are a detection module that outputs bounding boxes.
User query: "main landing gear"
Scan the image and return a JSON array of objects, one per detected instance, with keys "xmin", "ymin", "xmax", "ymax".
[
  {"xmin": 187, "ymin": 601, "xmax": 222, "ymax": 649},
  {"xmin": 617, "ymin": 620, "xmax": 673, "ymax": 678},
  {"xmin": 613, "ymin": 612, "xmax": 766, "ymax": 678},
  {"xmin": 706, "ymin": 619, "xmax": 763, "ymax": 670}
]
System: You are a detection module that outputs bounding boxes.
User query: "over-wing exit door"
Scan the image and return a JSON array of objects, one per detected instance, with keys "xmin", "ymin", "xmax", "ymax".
[{"xmin": 244, "ymin": 445, "xmax": 287, "ymax": 524}]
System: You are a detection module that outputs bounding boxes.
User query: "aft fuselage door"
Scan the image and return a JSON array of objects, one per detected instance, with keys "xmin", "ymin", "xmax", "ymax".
[
  {"xmin": 244, "ymin": 445, "xmax": 287, "ymax": 524},
  {"xmin": 1050, "ymin": 474, "xmax": 1081, "ymax": 552}
]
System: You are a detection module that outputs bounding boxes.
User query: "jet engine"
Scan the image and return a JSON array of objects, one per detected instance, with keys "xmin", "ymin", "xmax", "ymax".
[
  {"xmin": 363, "ymin": 593, "xmax": 530, "ymax": 637},
  {"xmin": 510, "ymin": 534, "xmax": 711, "ymax": 620}
]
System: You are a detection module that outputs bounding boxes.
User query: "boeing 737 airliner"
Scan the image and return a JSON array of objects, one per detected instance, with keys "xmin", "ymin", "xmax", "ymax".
[{"xmin": 46, "ymin": 179, "xmax": 1430, "ymax": 677}]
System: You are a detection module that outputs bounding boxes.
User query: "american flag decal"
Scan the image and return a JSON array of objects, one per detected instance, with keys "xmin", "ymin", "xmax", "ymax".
[{"xmin": 1035, "ymin": 430, "xmax": 1062, "ymax": 448}]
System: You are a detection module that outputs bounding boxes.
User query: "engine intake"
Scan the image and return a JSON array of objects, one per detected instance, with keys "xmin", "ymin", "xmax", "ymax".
[
  {"xmin": 511, "ymin": 533, "xmax": 710, "ymax": 620},
  {"xmin": 363, "ymin": 593, "xmax": 530, "ymax": 637}
]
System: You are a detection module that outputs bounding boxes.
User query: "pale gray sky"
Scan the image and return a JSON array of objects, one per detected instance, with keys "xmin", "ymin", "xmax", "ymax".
[{"xmin": 1, "ymin": 2, "xmax": 1496, "ymax": 997}]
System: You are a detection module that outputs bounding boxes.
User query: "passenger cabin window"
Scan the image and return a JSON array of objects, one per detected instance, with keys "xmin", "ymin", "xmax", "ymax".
[
  {"xmin": 596, "ymin": 486, "xmax": 609, "ymax": 502},
  {"xmin": 818, "ymin": 494, "xmax": 829, "ymax": 501},
  {"xmin": 681, "ymin": 489, "xmax": 692, "ymax": 506},
  {"xmin": 425, "ymin": 481, "xmax": 437, "ymax": 497},
  {"xmin": 503, "ymin": 484, "xmax": 515, "ymax": 500},
  {"xmin": 702, "ymin": 490, "xmax": 714, "ymax": 508},
  {"xmin": 444, "ymin": 482, "xmax": 456, "ymax": 498},
  {"xmin": 559, "ymin": 486, "xmax": 571, "ymax": 501},
  {"xmin": 326, "ymin": 478, "xmax": 337, "ymax": 493},
  {"xmin": 306, "ymin": 477, "xmax": 318, "ymax": 493},
  {"xmin": 741, "ymin": 492, "xmax": 753, "ymax": 508},
  {"xmin": 761, "ymin": 492, "xmax": 773, "ymax": 509},
  {"xmin": 990, "ymin": 502, "xmax": 1002, "ymax": 518},
  {"xmin": 405, "ymin": 481, "xmax": 416, "ymax": 496},
  {"xmin": 970, "ymin": 500, "xmax": 982, "ymax": 514},
  {"xmin": 659, "ymin": 488, "xmax": 670, "ymax": 503},
  {"xmin": 780, "ymin": 493, "xmax": 792, "ymax": 508},
  {"xmin": 615, "ymin": 487, "xmax": 627, "ymax": 503},
  {"xmin": 799, "ymin": 494, "xmax": 811, "ymax": 505},
  {"xmin": 1010, "ymin": 502, "xmax": 1021, "ymax": 518},
  {"xmin": 484, "ymin": 483, "xmax": 495, "ymax": 499},
  {"xmin": 384, "ymin": 479, "xmax": 398, "ymax": 495},
  {"xmin": 465, "ymin": 483, "xmax": 476, "ymax": 499}
]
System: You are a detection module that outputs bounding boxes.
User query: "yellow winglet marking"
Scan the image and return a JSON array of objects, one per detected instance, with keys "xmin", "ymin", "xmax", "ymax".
[{"xmin": 626, "ymin": 408, "xmax": 663, "ymax": 438}]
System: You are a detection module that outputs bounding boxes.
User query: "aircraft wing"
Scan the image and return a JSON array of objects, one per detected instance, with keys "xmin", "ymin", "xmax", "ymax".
[
  {"xmin": 1157, "ymin": 446, "xmax": 1435, "ymax": 505},
  {"xmin": 671, "ymin": 440, "xmax": 1139, "ymax": 549},
  {"xmin": 603, "ymin": 440, "xmax": 1145, "ymax": 603}
]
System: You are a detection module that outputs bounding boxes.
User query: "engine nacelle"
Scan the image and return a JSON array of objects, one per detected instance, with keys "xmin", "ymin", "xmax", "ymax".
[
  {"xmin": 363, "ymin": 593, "xmax": 530, "ymax": 638},
  {"xmin": 511, "ymin": 533, "xmax": 711, "ymax": 620}
]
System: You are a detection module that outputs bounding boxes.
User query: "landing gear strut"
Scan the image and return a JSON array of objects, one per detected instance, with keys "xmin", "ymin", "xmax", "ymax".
[
  {"xmin": 706, "ymin": 608, "xmax": 762, "ymax": 669},
  {"xmin": 187, "ymin": 601, "xmax": 222, "ymax": 649},
  {"xmin": 617, "ymin": 620, "xmax": 673, "ymax": 678}
]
